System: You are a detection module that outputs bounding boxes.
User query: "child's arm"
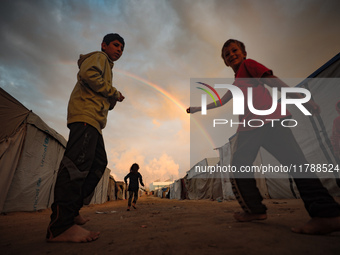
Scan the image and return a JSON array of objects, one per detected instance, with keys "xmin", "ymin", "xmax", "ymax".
[
  {"xmin": 186, "ymin": 90, "xmax": 233, "ymax": 114},
  {"xmin": 261, "ymin": 74, "xmax": 320, "ymax": 115},
  {"xmin": 139, "ymin": 173, "xmax": 145, "ymax": 187},
  {"xmin": 108, "ymin": 92, "xmax": 125, "ymax": 110},
  {"xmin": 124, "ymin": 174, "xmax": 129, "ymax": 185}
]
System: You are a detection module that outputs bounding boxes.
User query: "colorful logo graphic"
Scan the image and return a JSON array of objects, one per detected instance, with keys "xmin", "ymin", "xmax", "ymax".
[
  {"xmin": 197, "ymin": 81, "xmax": 311, "ymax": 117},
  {"xmin": 196, "ymin": 82, "xmax": 222, "ymax": 107}
]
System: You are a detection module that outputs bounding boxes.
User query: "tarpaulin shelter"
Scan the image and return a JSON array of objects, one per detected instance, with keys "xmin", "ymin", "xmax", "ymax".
[
  {"xmin": 107, "ymin": 175, "xmax": 117, "ymax": 201},
  {"xmin": 0, "ymin": 88, "xmax": 66, "ymax": 212},
  {"xmin": 84, "ymin": 168, "xmax": 111, "ymax": 205},
  {"xmin": 0, "ymin": 88, "xmax": 112, "ymax": 212},
  {"xmin": 185, "ymin": 157, "xmax": 224, "ymax": 200}
]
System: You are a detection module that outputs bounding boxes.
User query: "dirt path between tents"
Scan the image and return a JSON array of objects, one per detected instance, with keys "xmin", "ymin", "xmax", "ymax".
[{"xmin": 1, "ymin": 196, "xmax": 340, "ymax": 255}]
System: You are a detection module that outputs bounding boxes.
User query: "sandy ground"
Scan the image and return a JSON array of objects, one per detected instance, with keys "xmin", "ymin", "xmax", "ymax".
[{"xmin": 1, "ymin": 196, "xmax": 340, "ymax": 255}]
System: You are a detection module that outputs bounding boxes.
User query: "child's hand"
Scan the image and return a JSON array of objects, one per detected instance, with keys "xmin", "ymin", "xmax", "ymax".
[
  {"xmin": 117, "ymin": 92, "xmax": 125, "ymax": 102},
  {"xmin": 186, "ymin": 107, "xmax": 200, "ymax": 114}
]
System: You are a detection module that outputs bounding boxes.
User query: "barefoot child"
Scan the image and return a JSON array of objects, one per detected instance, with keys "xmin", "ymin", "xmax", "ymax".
[
  {"xmin": 124, "ymin": 163, "xmax": 144, "ymax": 211},
  {"xmin": 46, "ymin": 33, "xmax": 125, "ymax": 242},
  {"xmin": 187, "ymin": 39, "xmax": 340, "ymax": 235}
]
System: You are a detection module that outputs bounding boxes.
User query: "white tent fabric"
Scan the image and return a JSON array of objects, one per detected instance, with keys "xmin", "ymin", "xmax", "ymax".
[
  {"xmin": 107, "ymin": 175, "xmax": 116, "ymax": 201},
  {"xmin": 259, "ymin": 54, "xmax": 340, "ymax": 198},
  {"xmin": 88, "ymin": 168, "xmax": 111, "ymax": 204},
  {"xmin": 185, "ymin": 157, "xmax": 224, "ymax": 200},
  {"xmin": 218, "ymin": 143, "xmax": 234, "ymax": 200},
  {"xmin": 0, "ymin": 124, "xmax": 26, "ymax": 210},
  {"xmin": 1, "ymin": 111, "xmax": 67, "ymax": 212},
  {"xmin": 169, "ymin": 179, "xmax": 182, "ymax": 199},
  {"xmin": 169, "ymin": 153, "xmax": 268, "ymax": 201},
  {"xmin": 155, "ymin": 188, "xmax": 163, "ymax": 198},
  {"xmin": 186, "ymin": 157, "xmax": 220, "ymax": 179},
  {"xmin": 115, "ymin": 181, "xmax": 127, "ymax": 200},
  {"xmin": 0, "ymin": 88, "xmax": 111, "ymax": 212}
]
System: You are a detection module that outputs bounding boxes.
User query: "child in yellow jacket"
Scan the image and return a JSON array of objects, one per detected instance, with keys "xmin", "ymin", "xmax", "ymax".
[{"xmin": 47, "ymin": 33, "xmax": 125, "ymax": 243}]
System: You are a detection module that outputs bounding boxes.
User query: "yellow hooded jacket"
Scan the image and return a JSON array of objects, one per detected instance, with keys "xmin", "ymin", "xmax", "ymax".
[{"xmin": 67, "ymin": 51, "xmax": 120, "ymax": 134}]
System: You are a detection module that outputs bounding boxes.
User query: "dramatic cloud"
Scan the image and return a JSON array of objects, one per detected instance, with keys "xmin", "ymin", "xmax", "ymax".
[{"xmin": 108, "ymin": 148, "xmax": 179, "ymax": 184}]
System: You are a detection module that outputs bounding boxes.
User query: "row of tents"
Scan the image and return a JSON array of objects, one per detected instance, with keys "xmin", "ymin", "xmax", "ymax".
[
  {"xmin": 0, "ymin": 88, "xmax": 128, "ymax": 213},
  {"xmin": 169, "ymin": 52, "xmax": 340, "ymax": 201}
]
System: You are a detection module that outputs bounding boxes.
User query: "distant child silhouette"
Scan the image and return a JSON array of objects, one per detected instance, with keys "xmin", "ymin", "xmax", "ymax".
[{"xmin": 124, "ymin": 163, "xmax": 144, "ymax": 211}]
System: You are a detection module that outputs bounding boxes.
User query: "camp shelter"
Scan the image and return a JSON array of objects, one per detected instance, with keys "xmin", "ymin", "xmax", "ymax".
[
  {"xmin": 0, "ymin": 88, "xmax": 113, "ymax": 212},
  {"xmin": 169, "ymin": 158, "xmax": 227, "ymax": 200},
  {"xmin": 217, "ymin": 52, "xmax": 340, "ymax": 199},
  {"xmin": 107, "ymin": 175, "xmax": 117, "ymax": 201},
  {"xmin": 169, "ymin": 179, "xmax": 182, "ymax": 199},
  {"xmin": 115, "ymin": 181, "xmax": 127, "ymax": 200},
  {"xmin": 86, "ymin": 168, "xmax": 111, "ymax": 205},
  {"xmin": 0, "ymin": 88, "xmax": 67, "ymax": 213},
  {"xmin": 161, "ymin": 186, "xmax": 170, "ymax": 198},
  {"xmin": 149, "ymin": 181, "xmax": 173, "ymax": 191},
  {"xmin": 169, "ymin": 178, "xmax": 188, "ymax": 200},
  {"xmin": 154, "ymin": 188, "xmax": 163, "ymax": 198},
  {"xmin": 185, "ymin": 157, "xmax": 225, "ymax": 200}
]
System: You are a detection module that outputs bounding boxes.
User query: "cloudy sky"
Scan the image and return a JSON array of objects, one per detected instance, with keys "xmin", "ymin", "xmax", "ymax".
[{"xmin": 1, "ymin": 0, "xmax": 339, "ymax": 186}]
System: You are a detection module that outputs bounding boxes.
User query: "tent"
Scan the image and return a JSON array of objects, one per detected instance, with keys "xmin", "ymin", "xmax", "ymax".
[
  {"xmin": 169, "ymin": 179, "xmax": 182, "ymax": 199},
  {"xmin": 107, "ymin": 175, "xmax": 117, "ymax": 201},
  {"xmin": 87, "ymin": 168, "xmax": 111, "ymax": 204},
  {"xmin": 154, "ymin": 188, "xmax": 163, "ymax": 198},
  {"xmin": 115, "ymin": 181, "xmax": 127, "ymax": 200},
  {"xmin": 185, "ymin": 157, "xmax": 225, "ymax": 200},
  {"xmin": 0, "ymin": 88, "xmax": 112, "ymax": 212},
  {"xmin": 169, "ymin": 158, "xmax": 228, "ymax": 200},
  {"xmin": 169, "ymin": 156, "xmax": 268, "ymax": 201},
  {"xmin": 0, "ymin": 88, "xmax": 67, "ymax": 212}
]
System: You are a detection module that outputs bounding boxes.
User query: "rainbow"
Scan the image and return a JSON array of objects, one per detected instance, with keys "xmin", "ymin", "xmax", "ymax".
[
  {"xmin": 115, "ymin": 69, "xmax": 186, "ymax": 112},
  {"xmin": 115, "ymin": 69, "xmax": 217, "ymax": 151}
]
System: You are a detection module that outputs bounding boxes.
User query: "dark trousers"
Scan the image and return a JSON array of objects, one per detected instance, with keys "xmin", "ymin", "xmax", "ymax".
[
  {"xmin": 230, "ymin": 123, "xmax": 340, "ymax": 218},
  {"xmin": 47, "ymin": 122, "xmax": 107, "ymax": 238},
  {"xmin": 128, "ymin": 190, "xmax": 139, "ymax": 207}
]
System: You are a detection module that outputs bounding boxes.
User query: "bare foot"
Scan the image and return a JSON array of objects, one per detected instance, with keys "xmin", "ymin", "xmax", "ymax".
[
  {"xmin": 74, "ymin": 214, "xmax": 90, "ymax": 225},
  {"xmin": 234, "ymin": 212, "xmax": 267, "ymax": 222},
  {"xmin": 291, "ymin": 216, "xmax": 340, "ymax": 235},
  {"xmin": 47, "ymin": 225, "xmax": 100, "ymax": 243}
]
